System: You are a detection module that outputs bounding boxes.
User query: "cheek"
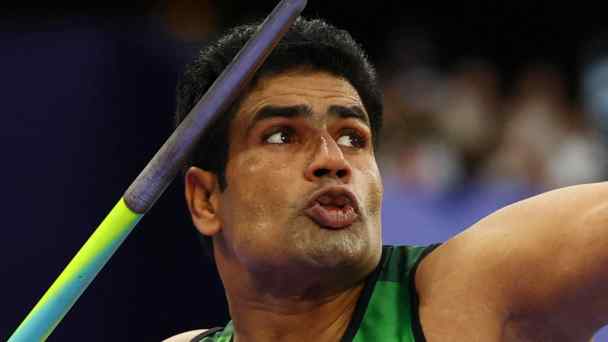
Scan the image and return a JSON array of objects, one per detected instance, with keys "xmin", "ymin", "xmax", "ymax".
[
  {"xmin": 221, "ymin": 151, "xmax": 301, "ymax": 232},
  {"xmin": 356, "ymin": 161, "xmax": 383, "ymax": 218}
]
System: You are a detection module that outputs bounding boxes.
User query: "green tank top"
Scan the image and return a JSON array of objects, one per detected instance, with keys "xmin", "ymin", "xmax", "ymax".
[{"xmin": 192, "ymin": 244, "xmax": 440, "ymax": 342}]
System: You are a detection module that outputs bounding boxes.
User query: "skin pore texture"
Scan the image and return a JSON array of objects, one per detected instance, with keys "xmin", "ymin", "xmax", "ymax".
[
  {"xmin": 177, "ymin": 69, "xmax": 608, "ymax": 342},
  {"xmin": 185, "ymin": 70, "xmax": 384, "ymax": 342}
]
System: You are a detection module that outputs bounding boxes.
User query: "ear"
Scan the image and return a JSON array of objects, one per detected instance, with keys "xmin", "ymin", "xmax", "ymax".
[{"xmin": 185, "ymin": 166, "xmax": 222, "ymax": 237}]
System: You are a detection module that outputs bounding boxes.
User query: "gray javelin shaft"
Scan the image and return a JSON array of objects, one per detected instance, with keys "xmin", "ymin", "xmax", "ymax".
[
  {"xmin": 8, "ymin": 1, "xmax": 307, "ymax": 341},
  {"xmin": 124, "ymin": 0, "xmax": 307, "ymax": 213}
]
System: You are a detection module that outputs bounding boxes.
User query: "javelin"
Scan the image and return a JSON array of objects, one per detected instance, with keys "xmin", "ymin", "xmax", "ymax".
[{"xmin": 8, "ymin": 0, "xmax": 307, "ymax": 340}]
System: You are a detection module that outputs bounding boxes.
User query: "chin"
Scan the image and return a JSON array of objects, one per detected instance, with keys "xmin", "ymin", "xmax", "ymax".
[{"xmin": 297, "ymin": 224, "xmax": 378, "ymax": 271}]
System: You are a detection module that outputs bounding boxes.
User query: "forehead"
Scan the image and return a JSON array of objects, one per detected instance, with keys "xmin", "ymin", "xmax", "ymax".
[{"xmin": 235, "ymin": 70, "xmax": 365, "ymax": 117}]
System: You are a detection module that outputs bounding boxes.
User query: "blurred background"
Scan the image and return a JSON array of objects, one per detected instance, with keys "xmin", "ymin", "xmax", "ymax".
[{"xmin": 2, "ymin": 0, "xmax": 608, "ymax": 340}]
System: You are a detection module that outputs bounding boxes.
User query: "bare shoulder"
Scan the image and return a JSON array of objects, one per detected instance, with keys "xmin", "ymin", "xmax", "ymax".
[
  {"xmin": 163, "ymin": 329, "xmax": 208, "ymax": 342},
  {"xmin": 415, "ymin": 183, "xmax": 608, "ymax": 340},
  {"xmin": 417, "ymin": 182, "xmax": 608, "ymax": 299}
]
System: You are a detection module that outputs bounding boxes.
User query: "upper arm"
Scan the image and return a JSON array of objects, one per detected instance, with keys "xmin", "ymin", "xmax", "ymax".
[
  {"xmin": 163, "ymin": 329, "xmax": 208, "ymax": 342},
  {"xmin": 419, "ymin": 182, "xmax": 608, "ymax": 338}
]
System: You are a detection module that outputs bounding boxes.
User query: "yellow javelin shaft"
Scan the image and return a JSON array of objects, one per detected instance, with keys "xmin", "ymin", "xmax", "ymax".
[
  {"xmin": 8, "ymin": 0, "xmax": 307, "ymax": 340},
  {"xmin": 9, "ymin": 199, "xmax": 142, "ymax": 341}
]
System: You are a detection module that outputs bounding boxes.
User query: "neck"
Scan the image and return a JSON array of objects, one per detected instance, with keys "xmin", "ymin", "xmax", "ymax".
[
  {"xmin": 227, "ymin": 281, "xmax": 365, "ymax": 342},
  {"xmin": 212, "ymin": 235, "xmax": 378, "ymax": 342}
]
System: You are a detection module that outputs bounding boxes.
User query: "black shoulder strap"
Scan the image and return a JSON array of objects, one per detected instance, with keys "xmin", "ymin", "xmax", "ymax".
[
  {"xmin": 410, "ymin": 243, "xmax": 442, "ymax": 342},
  {"xmin": 190, "ymin": 327, "xmax": 224, "ymax": 342},
  {"xmin": 340, "ymin": 246, "xmax": 389, "ymax": 342}
]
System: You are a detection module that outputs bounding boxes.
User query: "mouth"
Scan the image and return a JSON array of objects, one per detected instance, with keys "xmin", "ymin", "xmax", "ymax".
[{"xmin": 303, "ymin": 186, "xmax": 360, "ymax": 230}]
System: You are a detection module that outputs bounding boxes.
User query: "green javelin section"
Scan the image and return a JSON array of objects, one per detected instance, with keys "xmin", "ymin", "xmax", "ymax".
[{"xmin": 8, "ymin": 198, "xmax": 143, "ymax": 342}]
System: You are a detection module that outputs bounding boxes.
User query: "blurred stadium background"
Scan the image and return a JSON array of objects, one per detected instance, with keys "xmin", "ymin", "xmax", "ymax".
[{"xmin": 2, "ymin": 0, "xmax": 608, "ymax": 340}]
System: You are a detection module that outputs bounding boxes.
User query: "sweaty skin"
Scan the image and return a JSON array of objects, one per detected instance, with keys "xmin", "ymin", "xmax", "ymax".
[
  {"xmin": 179, "ymin": 70, "xmax": 608, "ymax": 342},
  {"xmin": 185, "ymin": 70, "xmax": 383, "ymax": 342}
]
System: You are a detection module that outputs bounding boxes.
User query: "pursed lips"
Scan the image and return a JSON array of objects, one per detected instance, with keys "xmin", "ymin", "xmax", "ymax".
[{"xmin": 303, "ymin": 186, "xmax": 360, "ymax": 229}]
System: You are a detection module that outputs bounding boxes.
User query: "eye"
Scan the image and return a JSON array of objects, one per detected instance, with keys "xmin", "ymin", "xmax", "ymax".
[
  {"xmin": 263, "ymin": 127, "xmax": 295, "ymax": 144},
  {"xmin": 336, "ymin": 130, "xmax": 367, "ymax": 148}
]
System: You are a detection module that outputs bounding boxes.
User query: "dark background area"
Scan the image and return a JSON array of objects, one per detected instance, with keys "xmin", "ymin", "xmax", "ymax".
[{"xmin": 3, "ymin": 1, "xmax": 608, "ymax": 340}]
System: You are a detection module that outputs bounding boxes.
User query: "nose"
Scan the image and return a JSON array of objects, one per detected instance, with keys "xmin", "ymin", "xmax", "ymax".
[{"xmin": 304, "ymin": 135, "xmax": 352, "ymax": 183}]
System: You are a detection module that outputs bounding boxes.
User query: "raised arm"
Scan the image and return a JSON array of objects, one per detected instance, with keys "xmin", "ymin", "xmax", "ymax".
[{"xmin": 420, "ymin": 182, "xmax": 608, "ymax": 340}]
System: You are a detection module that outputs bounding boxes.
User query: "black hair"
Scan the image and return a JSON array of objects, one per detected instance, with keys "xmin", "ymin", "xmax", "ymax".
[{"xmin": 175, "ymin": 17, "xmax": 383, "ymax": 256}]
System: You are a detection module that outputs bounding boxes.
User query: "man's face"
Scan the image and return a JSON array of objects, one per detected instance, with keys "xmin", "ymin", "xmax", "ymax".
[{"xmin": 215, "ymin": 70, "xmax": 383, "ymax": 283}]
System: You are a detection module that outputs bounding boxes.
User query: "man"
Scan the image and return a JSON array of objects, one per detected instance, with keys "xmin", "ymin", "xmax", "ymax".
[{"xmin": 166, "ymin": 18, "xmax": 608, "ymax": 341}]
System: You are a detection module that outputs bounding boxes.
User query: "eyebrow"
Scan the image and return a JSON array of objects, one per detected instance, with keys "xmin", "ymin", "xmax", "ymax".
[
  {"xmin": 247, "ymin": 104, "xmax": 370, "ymax": 134},
  {"xmin": 328, "ymin": 105, "xmax": 370, "ymax": 127}
]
